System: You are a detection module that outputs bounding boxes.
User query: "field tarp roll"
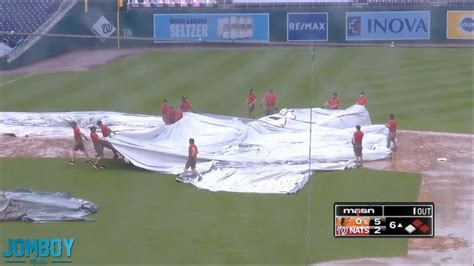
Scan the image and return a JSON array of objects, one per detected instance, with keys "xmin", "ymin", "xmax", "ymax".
[
  {"xmin": 108, "ymin": 105, "xmax": 391, "ymax": 194},
  {"xmin": 0, "ymin": 189, "xmax": 98, "ymax": 223}
]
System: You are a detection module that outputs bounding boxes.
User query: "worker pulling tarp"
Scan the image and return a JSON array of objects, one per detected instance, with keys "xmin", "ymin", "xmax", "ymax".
[
  {"xmin": 0, "ymin": 189, "xmax": 98, "ymax": 223},
  {"xmin": 0, "ymin": 105, "xmax": 391, "ymax": 194},
  {"xmin": 108, "ymin": 105, "xmax": 391, "ymax": 194}
]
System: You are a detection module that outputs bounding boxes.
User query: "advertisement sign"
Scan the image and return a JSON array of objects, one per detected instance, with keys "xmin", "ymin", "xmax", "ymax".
[
  {"xmin": 287, "ymin": 13, "xmax": 328, "ymax": 41},
  {"xmin": 346, "ymin": 11, "xmax": 430, "ymax": 41},
  {"xmin": 154, "ymin": 13, "xmax": 269, "ymax": 42},
  {"xmin": 447, "ymin": 11, "xmax": 474, "ymax": 40},
  {"xmin": 233, "ymin": 0, "xmax": 350, "ymax": 3},
  {"xmin": 90, "ymin": 16, "xmax": 116, "ymax": 42}
]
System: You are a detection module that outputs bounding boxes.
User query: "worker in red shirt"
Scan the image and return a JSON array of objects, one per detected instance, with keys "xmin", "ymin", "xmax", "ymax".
[
  {"xmin": 356, "ymin": 91, "xmax": 368, "ymax": 106},
  {"xmin": 161, "ymin": 99, "xmax": 170, "ymax": 124},
  {"xmin": 324, "ymin": 92, "xmax": 339, "ymax": 109},
  {"xmin": 179, "ymin": 138, "xmax": 202, "ymax": 181},
  {"xmin": 352, "ymin": 125, "xmax": 364, "ymax": 167},
  {"xmin": 69, "ymin": 121, "xmax": 90, "ymax": 165},
  {"xmin": 90, "ymin": 127, "xmax": 104, "ymax": 169},
  {"xmin": 166, "ymin": 106, "xmax": 177, "ymax": 124},
  {"xmin": 175, "ymin": 107, "xmax": 183, "ymax": 122},
  {"xmin": 96, "ymin": 120, "xmax": 119, "ymax": 159},
  {"xmin": 244, "ymin": 88, "xmax": 257, "ymax": 118},
  {"xmin": 261, "ymin": 90, "xmax": 277, "ymax": 116},
  {"xmin": 386, "ymin": 113, "xmax": 398, "ymax": 151},
  {"xmin": 180, "ymin": 96, "xmax": 194, "ymax": 112}
]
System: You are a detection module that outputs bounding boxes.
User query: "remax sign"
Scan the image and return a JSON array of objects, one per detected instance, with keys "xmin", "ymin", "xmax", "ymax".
[
  {"xmin": 346, "ymin": 11, "xmax": 430, "ymax": 41},
  {"xmin": 287, "ymin": 13, "xmax": 328, "ymax": 41}
]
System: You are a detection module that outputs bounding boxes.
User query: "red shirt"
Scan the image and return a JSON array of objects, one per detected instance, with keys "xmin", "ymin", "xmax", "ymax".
[
  {"xmin": 166, "ymin": 109, "xmax": 176, "ymax": 124},
  {"xmin": 161, "ymin": 103, "xmax": 169, "ymax": 116},
  {"xmin": 264, "ymin": 93, "xmax": 277, "ymax": 107},
  {"xmin": 175, "ymin": 108, "xmax": 183, "ymax": 121},
  {"xmin": 99, "ymin": 124, "xmax": 111, "ymax": 137},
  {"xmin": 90, "ymin": 131, "xmax": 101, "ymax": 146},
  {"xmin": 247, "ymin": 92, "xmax": 256, "ymax": 105},
  {"xmin": 357, "ymin": 96, "xmax": 368, "ymax": 106},
  {"xmin": 327, "ymin": 96, "xmax": 339, "ymax": 109},
  {"xmin": 73, "ymin": 126, "xmax": 82, "ymax": 141},
  {"xmin": 180, "ymin": 100, "xmax": 193, "ymax": 112},
  {"xmin": 387, "ymin": 119, "xmax": 397, "ymax": 132},
  {"xmin": 189, "ymin": 144, "xmax": 198, "ymax": 158},
  {"xmin": 353, "ymin": 130, "xmax": 364, "ymax": 145}
]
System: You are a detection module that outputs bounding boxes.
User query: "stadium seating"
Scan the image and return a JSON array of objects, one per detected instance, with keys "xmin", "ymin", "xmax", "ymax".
[
  {"xmin": 128, "ymin": 0, "xmax": 218, "ymax": 8},
  {"xmin": 0, "ymin": 0, "xmax": 61, "ymax": 48}
]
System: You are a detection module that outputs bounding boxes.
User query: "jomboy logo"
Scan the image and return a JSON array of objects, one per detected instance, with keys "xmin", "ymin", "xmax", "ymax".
[
  {"xmin": 346, "ymin": 11, "xmax": 430, "ymax": 41},
  {"xmin": 447, "ymin": 11, "xmax": 474, "ymax": 39},
  {"xmin": 287, "ymin": 13, "xmax": 328, "ymax": 41},
  {"xmin": 2, "ymin": 238, "xmax": 74, "ymax": 264}
]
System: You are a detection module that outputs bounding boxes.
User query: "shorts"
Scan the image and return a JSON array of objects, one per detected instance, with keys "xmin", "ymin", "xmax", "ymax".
[
  {"xmin": 387, "ymin": 132, "xmax": 396, "ymax": 143},
  {"xmin": 94, "ymin": 144, "xmax": 104, "ymax": 157},
  {"xmin": 185, "ymin": 157, "xmax": 197, "ymax": 170},
  {"xmin": 101, "ymin": 140, "xmax": 114, "ymax": 150},
  {"xmin": 265, "ymin": 106, "xmax": 275, "ymax": 116},
  {"xmin": 353, "ymin": 144, "xmax": 362, "ymax": 157},
  {"xmin": 73, "ymin": 141, "xmax": 85, "ymax": 151},
  {"xmin": 248, "ymin": 104, "xmax": 255, "ymax": 113}
]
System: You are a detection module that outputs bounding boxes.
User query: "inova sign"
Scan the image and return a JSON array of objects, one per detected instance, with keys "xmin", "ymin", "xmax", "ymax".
[{"xmin": 346, "ymin": 11, "xmax": 430, "ymax": 41}]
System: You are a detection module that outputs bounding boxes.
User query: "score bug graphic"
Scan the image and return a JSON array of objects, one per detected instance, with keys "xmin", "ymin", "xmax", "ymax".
[{"xmin": 334, "ymin": 203, "xmax": 434, "ymax": 238}]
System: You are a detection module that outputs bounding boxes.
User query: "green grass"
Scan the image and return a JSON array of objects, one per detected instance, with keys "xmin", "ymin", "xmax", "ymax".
[
  {"xmin": 0, "ymin": 47, "xmax": 473, "ymax": 133},
  {"xmin": 0, "ymin": 158, "xmax": 421, "ymax": 264}
]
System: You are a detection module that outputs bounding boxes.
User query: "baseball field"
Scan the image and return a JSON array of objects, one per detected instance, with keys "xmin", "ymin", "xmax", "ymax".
[{"xmin": 0, "ymin": 46, "xmax": 472, "ymax": 264}]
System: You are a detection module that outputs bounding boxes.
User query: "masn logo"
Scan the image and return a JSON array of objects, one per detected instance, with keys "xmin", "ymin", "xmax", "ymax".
[
  {"xmin": 342, "ymin": 208, "xmax": 375, "ymax": 215},
  {"xmin": 367, "ymin": 18, "xmax": 428, "ymax": 33}
]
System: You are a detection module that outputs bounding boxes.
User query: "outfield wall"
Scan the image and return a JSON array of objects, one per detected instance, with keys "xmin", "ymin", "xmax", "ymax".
[{"xmin": 1, "ymin": 4, "xmax": 472, "ymax": 69}]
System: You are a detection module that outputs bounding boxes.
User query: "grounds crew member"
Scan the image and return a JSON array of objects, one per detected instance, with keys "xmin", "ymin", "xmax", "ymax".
[
  {"xmin": 352, "ymin": 125, "xmax": 364, "ymax": 168},
  {"xmin": 69, "ymin": 121, "xmax": 90, "ymax": 165},
  {"xmin": 180, "ymin": 96, "xmax": 194, "ymax": 112},
  {"xmin": 90, "ymin": 126, "xmax": 105, "ymax": 169},
  {"xmin": 97, "ymin": 120, "xmax": 119, "ymax": 159},
  {"xmin": 166, "ymin": 106, "xmax": 177, "ymax": 125},
  {"xmin": 161, "ymin": 99, "xmax": 170, "ymax": 124},
  {"xmin": 175, "ymin": 107, "xmax": 183, "ymax": 122},
  {"xmin": 356, "ymin": 91, "xmax": 368, "ymax": 106},
  {"xmin": 261, "ymin": 90, "xmax": 277, "ymax": 116},
  {"xmin": 244, "ymin": 88, "xmax": 257, "ymax": 118},
  {"xmin": 323, "ymin": 92, "xmax": 339, "ymax": 109},
  {"xmin": 386, "ymin": 113, "xmax": 398, "ymax": 151},
  {"xmin": 179, "ymin": 138, "xmax": 202, "ymax": 181}
]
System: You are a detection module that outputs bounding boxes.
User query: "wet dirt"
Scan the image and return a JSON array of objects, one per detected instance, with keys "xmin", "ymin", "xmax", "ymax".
[{"xmin": 321, "ymin": 130, "xmax": 473, "ymax": 265}]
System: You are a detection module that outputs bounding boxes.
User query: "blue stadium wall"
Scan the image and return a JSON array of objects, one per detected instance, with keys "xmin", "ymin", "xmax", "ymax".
[{"xmin": 1, "ymin": 3, "xmax": 472, "ymax": 69}]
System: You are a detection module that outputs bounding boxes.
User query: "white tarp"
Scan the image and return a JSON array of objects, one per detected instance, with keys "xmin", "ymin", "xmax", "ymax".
[
  {"xmin": 0, "ymin": 105, "xmax": 391, "ymax": 194},
  {"xmin": 108, "ymin": 105, "xmax": 390, "ymax": 193}
]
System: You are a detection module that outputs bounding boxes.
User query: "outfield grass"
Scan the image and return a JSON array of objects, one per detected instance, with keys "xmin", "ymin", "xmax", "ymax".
[
  {"xmin": 0, "ymin": 158, "xmax": 421, "ymax": 264},
  {"xmin": 0, "ymin": 47, "xmax": 472, "ymax": 133}
]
